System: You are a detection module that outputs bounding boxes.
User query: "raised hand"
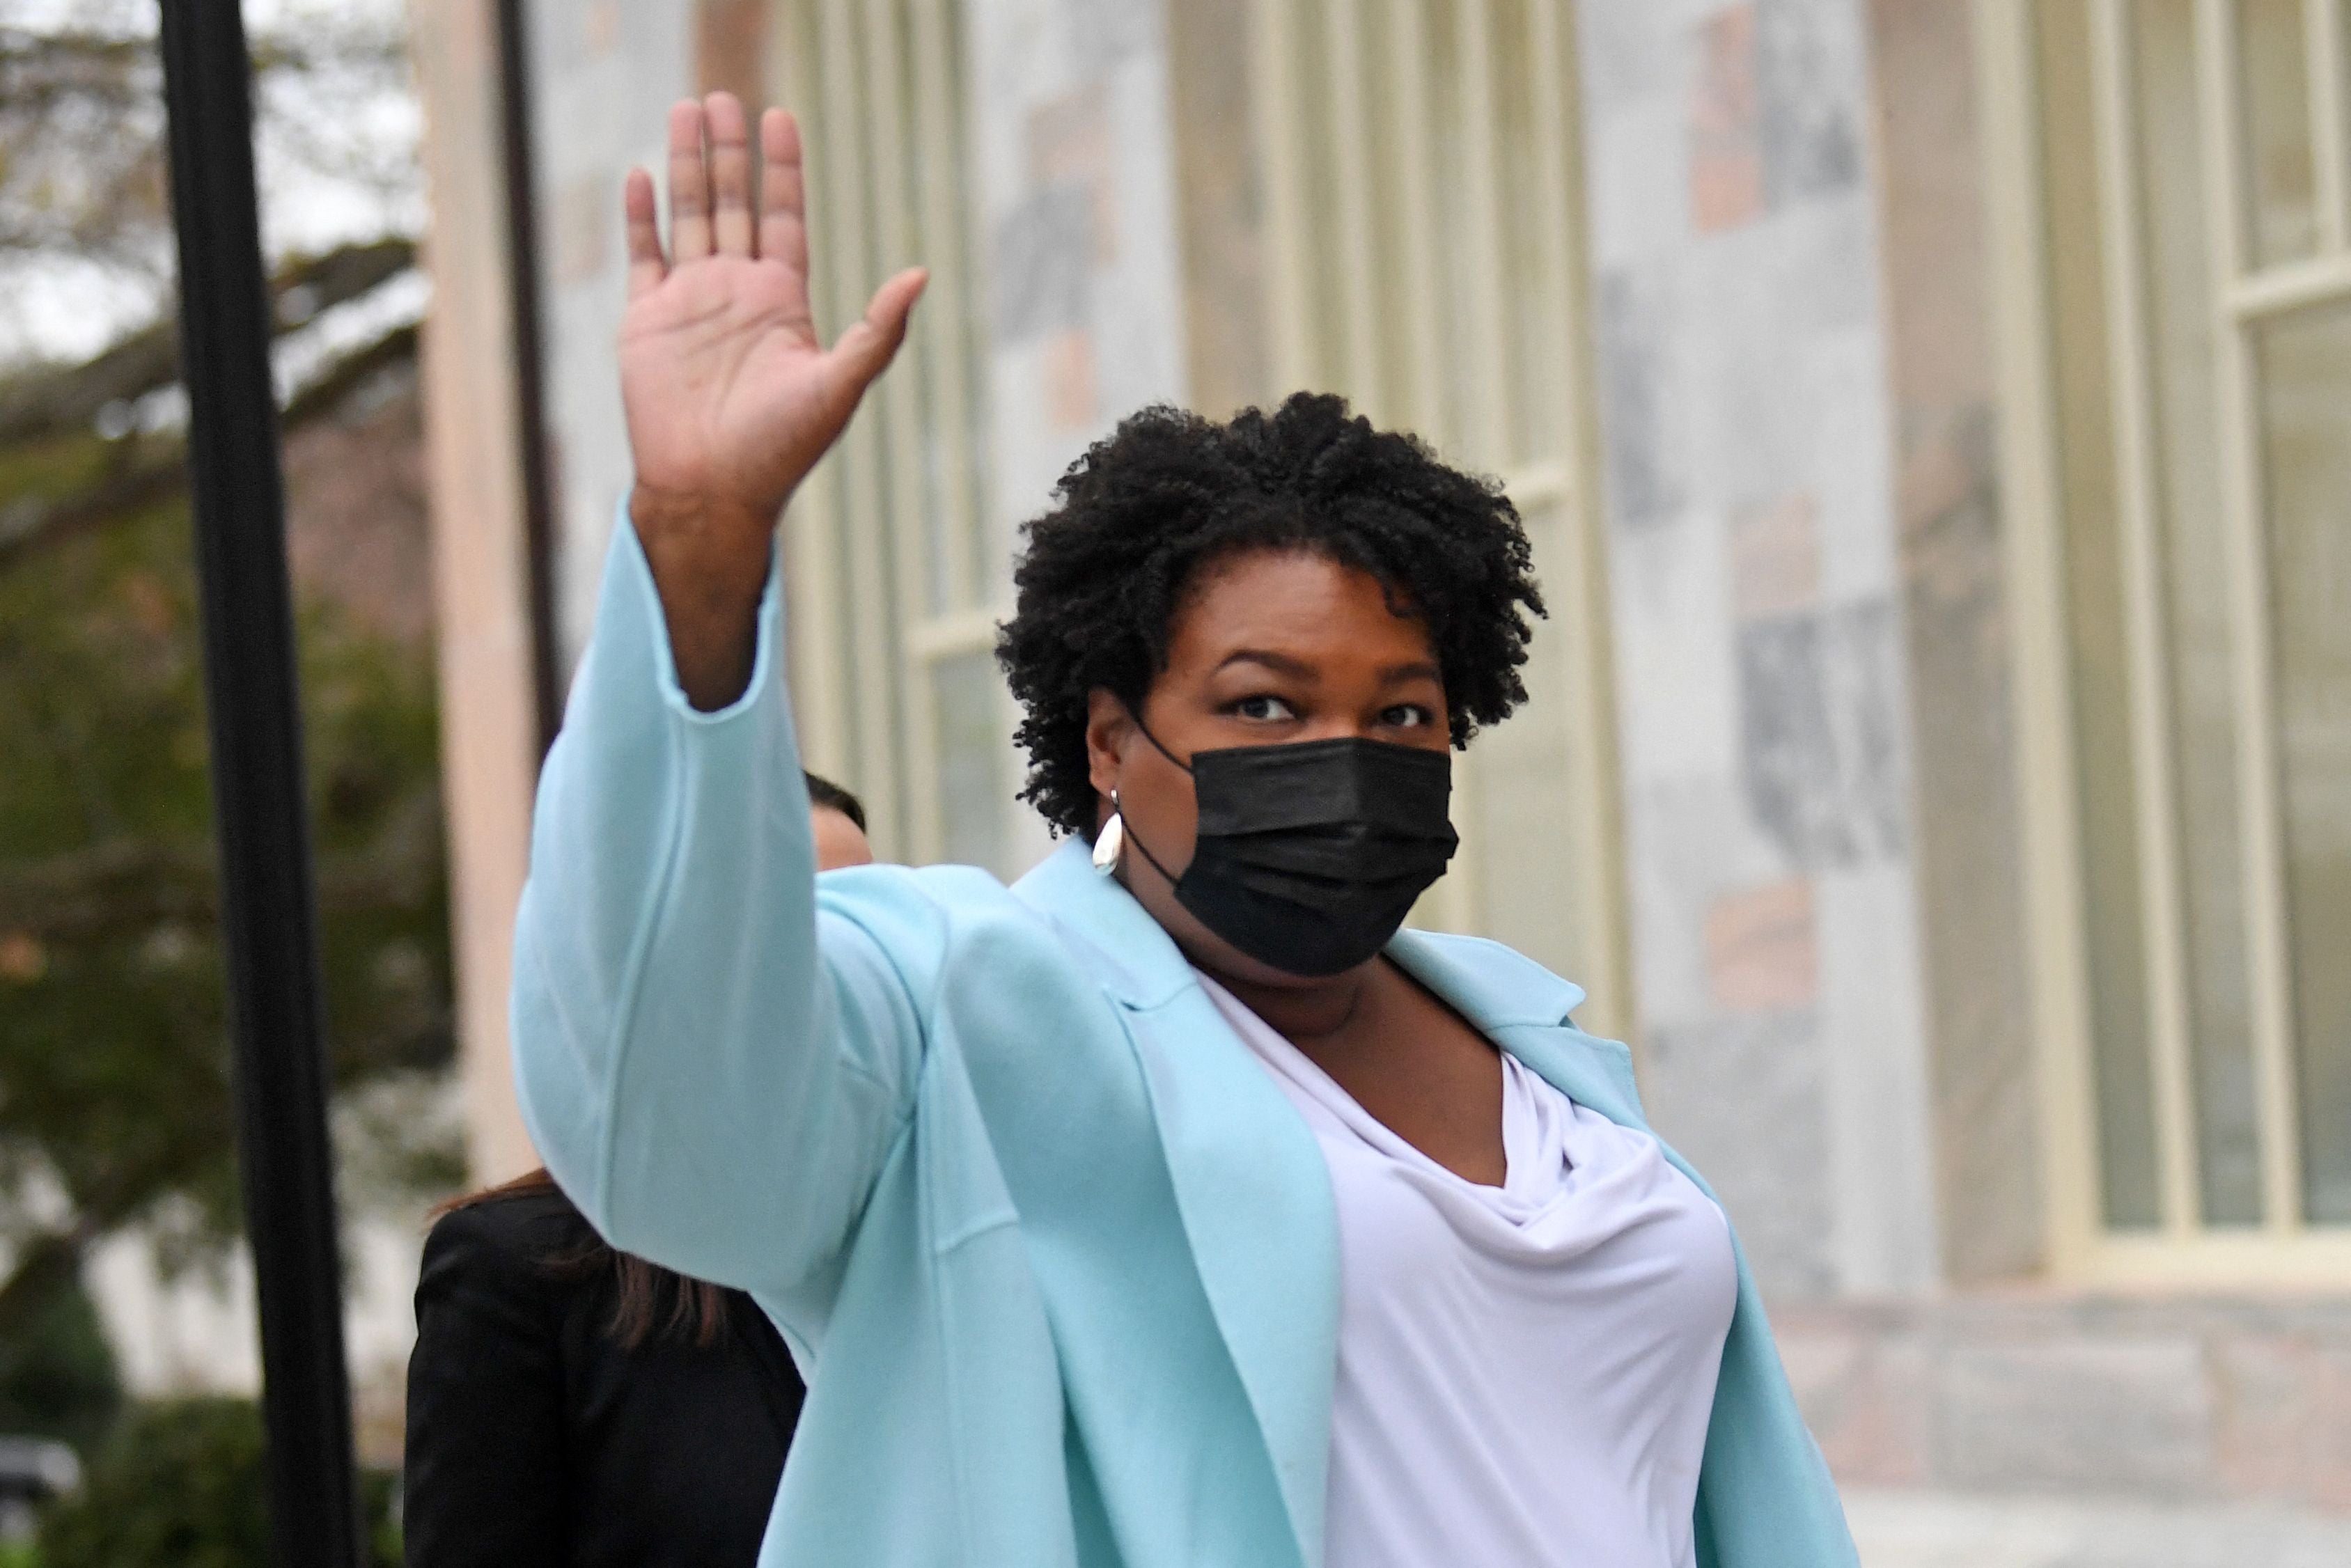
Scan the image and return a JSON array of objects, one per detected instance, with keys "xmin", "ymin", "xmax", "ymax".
[{"xmin": 620, "ymin": 93, "xmax": 925, "ymax": 709}]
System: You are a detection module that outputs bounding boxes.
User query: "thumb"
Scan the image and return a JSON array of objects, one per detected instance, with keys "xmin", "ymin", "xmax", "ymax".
[{"xmin": 825, "ymin": 267, "xmax": 928, "ymax": 398}]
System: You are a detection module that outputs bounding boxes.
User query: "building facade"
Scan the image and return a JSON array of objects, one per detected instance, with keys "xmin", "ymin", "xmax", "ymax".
[{"xmin": 409, "ymin": 0, "xmax": 2351, "ymax": 1508}]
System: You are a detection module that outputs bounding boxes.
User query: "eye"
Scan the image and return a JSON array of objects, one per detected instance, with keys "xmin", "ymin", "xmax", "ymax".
[
  {"xmin": 1231, "ymin": 693, "xmax": 1297, "ymax": 722},
  {"xmin": 1380, "ymin": 703, "xmax": 1435, "ymax": 729}
]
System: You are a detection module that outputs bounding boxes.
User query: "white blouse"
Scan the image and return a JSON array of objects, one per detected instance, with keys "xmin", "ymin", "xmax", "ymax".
[{"xmin": 1198, "ymin": 973, "xmax": 1738, "ymax": 1568}]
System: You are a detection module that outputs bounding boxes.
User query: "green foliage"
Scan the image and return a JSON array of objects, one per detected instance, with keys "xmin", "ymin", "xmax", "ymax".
[
  {"xmin": 0, "ymin": 439, "xmax": 456, "ymax": 1322},
  {"xmin": 35, "ymin": 1398, "xmax": 399, "ymax": 1568},
  {"xmin": 0, "ymin": 1273, "xmax": 119, "ymax": 1452}
]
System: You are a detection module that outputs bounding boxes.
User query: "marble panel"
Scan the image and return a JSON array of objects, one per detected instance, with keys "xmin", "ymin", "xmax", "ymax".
[
  {"xmin": 1626, "ymin": 772, "xmax": 1785, "ymax": 1033},
  {"xmin": 1089, "ymin": 51, "xmax": 1187, "ymax": 414},
  {"xmin": 1642, "ymin": 1010, "xmax": 1836, "ymax": 1298},
  {"xmin": 1689, "ymin": 6, "xmax": 1766, "ymax": 235},
  {"xmin": 1042, "ymin": 327, "xmax": 1097, "ymax": 431},
  {"xmin": 1732, "ymin": 492, "xmax": 1823, "ymax": 618},
  {"xmin": 1679, "ymin": 200, "xmax": 1880, "ymax": 517},
  {"xmin": 1737, "ymin": 595, "xmax": 1906, "ymax": 869},
  {"xmin": 1029, "ymin": 82, "xmax": 1116, "ymax": 260},
  {"xmin": 988, "ymin": 338, "xmax": 1083, "ymax": 539},
  {"xmin": 967, "ymin": 0, "xmax": 1074, "ymax": 209},
  {"xmin": 1065, "ymin": 0, "xmax": 1159, "ymax": 73},
  {"xmin": 1757, "ymin": 0, "xmax": 1867, "ymax": 208},
  {"xmin": 1586, "ymin": 97, "xmax": 1694, "ymax": 272},
  {"xmin": 1818, "ymin": 857, "xmax": 1941, "ymax": 1291},
  {"xmin": 991, "ymin": 182, "xmax": 1095, "ymax": 343},
  {"xmin": 1809, "ymin": 322, "xmax": 1901, "ymax": 602},
  {"xmin": 1575, "ymin": 0, "xmax": 1678, "ymax": 116},
  {"xmin": 1593, "ymin": 266, "xmax": 1689, "ymax": 528},
  {"xmin": 1705, "ymin": 877, "xmax": 1819, "ymax": 1014},
  {"xmin": 1609, "ymin": 508, "xmax": 1738, "ymax": 781},
  {"xmin": 1937, "ymin": 1338, "xmax": 2216, "ymax": 1495}
]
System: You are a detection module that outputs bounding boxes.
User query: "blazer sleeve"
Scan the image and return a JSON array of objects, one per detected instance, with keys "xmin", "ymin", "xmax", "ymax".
[
  {"xmin": 510, "ymin": 505, "xmax": 930, "ymax": 1301},
  {"xmin": 403, "ymin": 1205, "xmax": 568, "ymax": 1568}
]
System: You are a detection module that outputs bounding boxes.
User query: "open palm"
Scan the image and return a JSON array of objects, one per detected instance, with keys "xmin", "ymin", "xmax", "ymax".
[{"xmin": 620, "ymin": 95, "xmax": 925, "ymax": 526}]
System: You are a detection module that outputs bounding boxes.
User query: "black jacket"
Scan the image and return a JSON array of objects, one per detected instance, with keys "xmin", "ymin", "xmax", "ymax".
[{"xmin": 403, "ymin": 1187, "xmax": 804, "ymax": 1567}]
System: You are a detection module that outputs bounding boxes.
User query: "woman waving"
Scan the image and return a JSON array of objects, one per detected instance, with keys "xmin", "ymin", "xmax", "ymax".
[{"xmin": 513, "ymin": 90, "xmax": 1857, "ymax": 1568}]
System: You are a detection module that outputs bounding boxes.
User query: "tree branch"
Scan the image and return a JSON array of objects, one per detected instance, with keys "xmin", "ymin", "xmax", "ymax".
[
  {"xmin": 0, "ymin": 318, "xmax": 418, "ymax": 572},
  {"xmin": 0, "ymin": 239, "xmax": 415, "ymax": 446}
]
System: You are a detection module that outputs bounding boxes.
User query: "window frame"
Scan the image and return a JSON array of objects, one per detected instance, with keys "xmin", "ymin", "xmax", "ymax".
[{"xmin": 1976, "ymin": 0, "xmax": 2351, "ymax": 1281}]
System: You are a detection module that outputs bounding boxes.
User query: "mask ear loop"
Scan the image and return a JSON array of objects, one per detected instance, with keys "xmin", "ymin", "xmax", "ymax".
[
  {"xmin": 1132, "ymin": 717, "xmax": 1194, "ymax": 775},
  {"xmin": 1095, "ymin": 713, "xmax": 1189, "ymax": 885}
]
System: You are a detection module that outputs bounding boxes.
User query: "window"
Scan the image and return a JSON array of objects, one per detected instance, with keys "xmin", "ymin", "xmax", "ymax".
[
  {"xmin": 1247, "ymin": 0, "xmax": 1633, "ymax": 1043},
  {"xmin": 769, "ymin": 0, "xmax": 1013, "ymax": 872},
  {"xmin": 1981, "ymin": 0, "xmax": 2351, "ymax": 1276}
]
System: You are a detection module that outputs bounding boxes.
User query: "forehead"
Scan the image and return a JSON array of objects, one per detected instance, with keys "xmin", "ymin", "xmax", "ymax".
[{"xmin": 1164, "ymin": 547, "xmax": 1432, "ymax": 668}]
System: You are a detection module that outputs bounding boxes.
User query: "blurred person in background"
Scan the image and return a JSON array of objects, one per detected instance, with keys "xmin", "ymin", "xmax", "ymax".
[{"xmin": 400, "ymin": 774, "xmax": 870, "ymax": 1568}]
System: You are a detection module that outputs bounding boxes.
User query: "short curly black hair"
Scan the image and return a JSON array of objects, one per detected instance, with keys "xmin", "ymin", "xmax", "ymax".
[{"xmin": 994, "ymin": 393, "xmax": 1547, "ymax": 841}]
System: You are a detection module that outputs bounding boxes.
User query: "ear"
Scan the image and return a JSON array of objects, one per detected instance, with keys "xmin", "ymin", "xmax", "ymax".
[{"xmin": 1084, "ymin": 688, "xmax": 1134, "ymax": 810}]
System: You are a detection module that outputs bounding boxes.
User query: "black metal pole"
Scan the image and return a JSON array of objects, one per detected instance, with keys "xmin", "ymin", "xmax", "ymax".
[{"xmin": 154, "ymin": 6, "xmax": 361, "ymax": 1567}]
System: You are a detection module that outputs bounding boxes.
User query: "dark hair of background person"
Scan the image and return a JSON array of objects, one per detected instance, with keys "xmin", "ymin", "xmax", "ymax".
[
  {"xmin": 994, "ymin": 392, "xmax": 1546, "ymax": 842},
  {"xmin": 432, "ymin": 771, "xmax": 866, "ymax": 1348},
  {"xmin": 805, "ymin": 770, "xmax": 866, "ymax": 833}
]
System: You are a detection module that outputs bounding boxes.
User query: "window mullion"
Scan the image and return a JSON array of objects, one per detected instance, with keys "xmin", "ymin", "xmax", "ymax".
[
  {"xmin": 2091, "ymin": 0, "xmax": 2204, "ymax": 1236},
  {"xmin": 1249, "ymin": 0, "xmax": 1315, "ymax": 394},
  {"xmin": 2193, "ymin": 0, "xmax": 2306, "ymax": 1234},
  {"xmin": 815, "ymin": 0, "xmax": 905, "ymax": 855},
  {"xmin": 1320, "ymin": 3, "xmax": 1386, "ymax": 415},
  {"xmin": 1382, "ymin": 0, "xmax": 1451, "ymax": 452},
  {"xmin": 858, "ymin": 0, "xmax": 946, "ymax": 869},
  {"xmin": 773, "ymin": 6, "xmax": 856, "ymax": 784},
  {"xmin": 908, "ymin": 0, "xmax": 983, "ymax": 613},
  {"xmin": 2305, "ymin": 0, "xmax": 2350, "ymax": 252}
]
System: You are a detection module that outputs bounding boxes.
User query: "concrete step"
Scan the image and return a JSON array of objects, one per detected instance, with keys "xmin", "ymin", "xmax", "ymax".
[{"xmin": 1845, "ymin": 1488, "xmax": 2351, "ymax": 1568}]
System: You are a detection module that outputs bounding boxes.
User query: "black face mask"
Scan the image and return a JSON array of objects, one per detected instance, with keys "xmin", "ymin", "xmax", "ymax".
[{"xmin": 1121, "ymin": 726, "xmax": 1460, "ymax": 977}]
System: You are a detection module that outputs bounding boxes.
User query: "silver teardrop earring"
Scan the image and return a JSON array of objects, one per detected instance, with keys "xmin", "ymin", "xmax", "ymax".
[{"xmin": 1092, "ymin": 789, "xmax": 1125, "ymax": 875}]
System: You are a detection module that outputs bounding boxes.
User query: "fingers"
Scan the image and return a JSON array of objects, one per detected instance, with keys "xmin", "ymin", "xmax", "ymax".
[
  {"xmin": 623, "ymin": 167, "xmax": 666, "ymax": 298},
  {"xmin": 827, "ymin": 267, "xmax": 928, "ymax": 395},
  {"xmin": 705, "ymin": 93, "xmax": 756, "ymax": 258},
  {"xmin": 759, "ymin": 109, "xmax": 813, "ymax": 324},
  {"xmin": 666, "ymin": 100, "xmax": 713, "ymax": 262}
]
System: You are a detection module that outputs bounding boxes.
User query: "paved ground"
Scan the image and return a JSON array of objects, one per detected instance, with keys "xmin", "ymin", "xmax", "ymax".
[{"xmin": 1844, "ymin": 1489, "xmax": 2351, "ymax": 1567}]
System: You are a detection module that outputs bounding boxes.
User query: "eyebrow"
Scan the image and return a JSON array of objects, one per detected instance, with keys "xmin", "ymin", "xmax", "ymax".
[{"xmin": 1213, "ymin": 650, "xmax": 1443, "ymax": 686}]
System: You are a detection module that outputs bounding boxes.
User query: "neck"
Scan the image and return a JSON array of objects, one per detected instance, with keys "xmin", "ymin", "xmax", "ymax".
[{"xmin": 1202, "ymin": 962, "xmax": 1374, "ymax": 1044}]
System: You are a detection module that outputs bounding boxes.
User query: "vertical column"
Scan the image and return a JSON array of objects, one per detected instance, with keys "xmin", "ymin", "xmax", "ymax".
[{"xmin": 405, "ymin": 0, "xmax": 542, "ymax": 1185}]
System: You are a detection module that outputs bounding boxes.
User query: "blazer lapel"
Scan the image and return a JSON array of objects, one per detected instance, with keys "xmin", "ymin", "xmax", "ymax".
[
  {"xmin": 1014, "ymin": 843, "xmax": 1338, "ymax": 1568},
  {"xmin": 1380, "ymin": 929, "xmax": 1646, "ymax": 1124}
]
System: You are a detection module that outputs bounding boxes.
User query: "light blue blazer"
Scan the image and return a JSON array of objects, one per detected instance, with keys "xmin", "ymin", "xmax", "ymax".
[{"xmin": 512, "ymin": 515, "xmax": 1860, "ymax": 1567}]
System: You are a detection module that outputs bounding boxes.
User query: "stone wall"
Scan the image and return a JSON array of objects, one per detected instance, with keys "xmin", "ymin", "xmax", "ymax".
[
  {"xmin": 1575, "ymin": 0, "xmax": 1940, "ymax": 1298},
  {"xmin": 1781, "ymin": 1294, "xmax": 2351, "ymax": 1512}
]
